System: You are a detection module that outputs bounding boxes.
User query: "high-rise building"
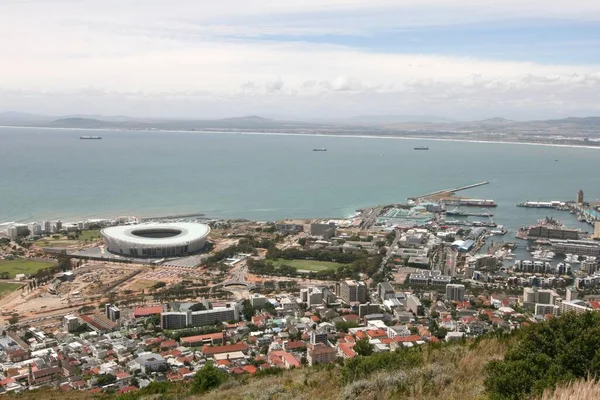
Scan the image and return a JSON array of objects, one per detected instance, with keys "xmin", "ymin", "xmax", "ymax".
[
  {"xmin": 407, "ymin": 295, "xmax": 424, "ymax": 316},
  {"xmin": 594, "ymin": 221, "xmax": 600, "ymax": 240},
  {"xmin": 522, "ymin": 288, "xmax": 558, "ymax": 306},
  {"xmin": 310, "ymin": 223, "xmax": 337, "ymax": 240},
  {"xmin": 445, "ymin": 284, "xmax": 466, "ymax": 301},
  {"xmin": 42, "ymin": 221, "xmax": 51, "ymax": 233},
  {"xmin": 249, "ymin": 293, "xmax": 267, "ymax": 309},
  {"xmin": 105, "ymin": 303, "xmax": 121, "ymax": 322},
  {"xmin": 338, "ymin": 280, "xmax": 367, "ymax": 304},
  {"xmin": 309, "ymin": 330, "xmax": 328, "ymax": 345},
  {"xmin": 378, "ymin": 282, "xmax": 395, "ymax": 302},
  {"xmin": 577, "ymin": 189, "xmax": 584, "ymax": 204},
  {"xmin": 63, "ymin": 315, "xmax": 80, "ymax": 333}
]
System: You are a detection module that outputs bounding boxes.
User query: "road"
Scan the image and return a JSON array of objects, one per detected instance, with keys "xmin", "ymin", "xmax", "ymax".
[{"xmin": 378, "ymin": 229, "xmax": 399, "ymax": 278}]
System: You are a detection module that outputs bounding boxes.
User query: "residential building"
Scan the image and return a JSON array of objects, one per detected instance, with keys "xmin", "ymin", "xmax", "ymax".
[
  {"xmin": 133, "ymin": 353, "xmax": 168, "ymax": 373},
  {"xmin": 105, "ymin": 303, "xmax": 121, "ymax": 322},
  {"xmin": 309, "ymin": 330, "xmax": 328, "ymax": 345},
  {"xmin": 275, "ymin": 223, "xmax": 303, "ymax": 233},
  {"xmin": 522, "ymin": 288, "xmax": 558, "ymax": 308},
  {"xmin": 310, "ymin": 223, "xmax": 337, "ymax": 240},
  {"xmin": 338, "ymin": 280, "xmax": 367, "ymax": 304},
  {"xmin": 446, "ymin": 284, "xmax": 465, "ymax": 302},
  {"xmin": 407, "ymin": 295, "xmax": 424, "ymax": 316},
  {"xmin": 160, "ymin": 302, "xmax": 239, "ymax": 329},
  {"xmin": 535, "ymin": 303, "xmax": 559, "ymax": 316},
  {"xmin": 378, "ymin": 282, "xmax": 395, "ymax": 302},
  {"xmin": 307, "ymin": 343, "xmax": 336, "ymax": 366},
  {"xmin": 63, "ymin": 315, "xmax": 80, "ymax": 333},
  {"xmin": 560, "ymin": 300, "xmax": 592, "ymax": 314},
  {"xmin": 250, "ymin": 293, "xmax": 267, "ymax": 309}
]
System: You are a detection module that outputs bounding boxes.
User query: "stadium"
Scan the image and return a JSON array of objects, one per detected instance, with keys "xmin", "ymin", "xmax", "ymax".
[{"xmin": 101, "ymin": 222, "xmax": 210, "ymax": 258}]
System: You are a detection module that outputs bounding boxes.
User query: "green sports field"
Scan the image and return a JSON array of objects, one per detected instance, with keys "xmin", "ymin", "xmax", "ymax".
[
  {"xmin": 0, "ymin": 259, "xmax": 56, "ymax": 278},
  {"xmin": 0, "ymin": 282, "xmax": 22, "ymax": 296},
  {"xmin": 271, "ymin": 258, "xmax": 345, "ymax": 272}
]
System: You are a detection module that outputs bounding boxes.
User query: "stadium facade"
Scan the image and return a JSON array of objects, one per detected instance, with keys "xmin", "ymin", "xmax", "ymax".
[{"xmin": 101, "ymin": 222, "xmax": 210, "ymax": 257}]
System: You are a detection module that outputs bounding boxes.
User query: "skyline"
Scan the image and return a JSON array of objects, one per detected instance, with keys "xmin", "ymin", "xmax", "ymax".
[{"xmin": 1, "ymin": 0, "xmax": 600, "ymax": 120}]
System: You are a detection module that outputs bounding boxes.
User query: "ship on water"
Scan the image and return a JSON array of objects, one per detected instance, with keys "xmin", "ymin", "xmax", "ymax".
[
  {"xmin": 80, "ymin": 136, "xmax": 102, "ymax": 140},
  {"xmin": 313, "ymin": 148, "xmax": 327, "ymax": 151},
  {"xmin": 414, "ymin": 145, "xmax": 429, "ymax": 150}
]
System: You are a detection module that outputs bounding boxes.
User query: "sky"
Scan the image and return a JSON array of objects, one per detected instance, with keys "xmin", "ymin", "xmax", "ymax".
[{"xmin": 1, "ymin": 0, "xmax": 600, "ymax": 120}]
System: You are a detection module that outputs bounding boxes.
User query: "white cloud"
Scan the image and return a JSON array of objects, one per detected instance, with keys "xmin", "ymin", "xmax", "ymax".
[{"xmin": 1, "ymin": 0, "xmax": 600, "ymax": 118}]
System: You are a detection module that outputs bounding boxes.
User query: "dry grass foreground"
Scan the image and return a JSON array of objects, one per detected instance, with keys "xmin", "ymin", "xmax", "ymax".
[{"xmin": 540, "ymin": 379, "xmax": 600, "ymax": 400}]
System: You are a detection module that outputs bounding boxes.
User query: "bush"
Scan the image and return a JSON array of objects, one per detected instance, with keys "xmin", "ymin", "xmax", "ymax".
[
  {"xmin": 485, "ymin": 312, "xmax": 600, "ymax": 399},
  {"xmin": 190, "ymin": 363, "xmax": 228, "ymax": 394}
]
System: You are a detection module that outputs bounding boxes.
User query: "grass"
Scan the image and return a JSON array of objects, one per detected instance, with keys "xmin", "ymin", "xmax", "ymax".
[
  {"xmin": 79, "ymin": 229, "xmax": 101, "ymax": 241},
  {"xmin": 34, "ymin": 229, "xmax": 101, "ymax": 248},
  {"xmin": 271, "ymin": 258, "xmax": 346, "ymax": 272},
  {"xmin": 0, "ymin": 259, "xmax": 56, "ymax": 278},
  {"xmin": 0, "ymin": 282, "xmax": 22, "ymax": 297}
]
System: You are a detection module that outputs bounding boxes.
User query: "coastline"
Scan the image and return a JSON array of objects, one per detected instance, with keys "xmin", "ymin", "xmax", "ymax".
[{"xmin": 1, "ymin": 124, "xmax": 599, "ymax": 150}]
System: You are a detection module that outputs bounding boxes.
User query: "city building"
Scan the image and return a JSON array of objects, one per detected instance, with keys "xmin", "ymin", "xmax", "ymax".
[
  {"xmin": 577, "ymin": 189, "xmax": 584, "ymax": 204},
  {"xmin": 378, "ymin": 282, "xmax": 395, "ymax": 302},
  {"xmin": 310, "ymin": 222, "xmax": 337, "ymax": 240},
  {"xmin": 160, "ymin": 302, "xmax": 239, "ymax": 329},
  {"xmin": 560, "ymin": 300, "xmax": 592, "ymax": 314},
  {"xmin": 62, "ymin": 315, "xmax": 80, "ymax": 333},
  {"xmin": 522, "ymin": 288, "xmax": 558, "ymax": 307},
  {"xmin": 309, "ymin": 330, "xmax": 328, "ymax": 345},
  {"xmin": 535, "ymin": 303, "xmax": 559, "ymax": 316},
  {"xmin": 407, "ymin": 295, "xmax": 424, "ymax": 316},
  {"xmin": 105, "ymin": 303, "xmax": 121, "ymax": 322},
  {"xmin": 101, "ymin": 222, "xmax": 210, "ymax": 257},
  {"xmin": 275, "ymin": 223, "xmax": 303, "ymax": 233},
  {"xmin": 6, "ymin": 224, "xmax": 29, "ymax": 239},
  {"xmin": 551, "ymin": 240, "xmax": 600, "ymax": 257},
  {"xmin": 337, "ymin": 280, "xmax": 367, "ymax": 304},
  {"xmin": 307, "ymin": 343, "xmax": 336, "ymax": 366},
  {"xmin": 249, "ymin": 293, "xmax": 267, "ymax": 309},
  {"xmin": 133, "ymin": 353, "xmax": 168, "ymax": 373},
  {"xmin": 594, "ymin": 221, "xmax": 600, "ymax": 240},
  {"xmin": 446, "ymin": 284, "xmax": 466, "ymax": 302}
]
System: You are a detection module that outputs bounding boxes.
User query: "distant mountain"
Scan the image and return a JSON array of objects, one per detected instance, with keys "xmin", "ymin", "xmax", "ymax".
[
  {"xmin": 342, "ymin": 114, "xmax": 456, "ymax": 125},
  {"xmin": 219, "ymin": 115, "xmax": 272, "ymax": 123}
]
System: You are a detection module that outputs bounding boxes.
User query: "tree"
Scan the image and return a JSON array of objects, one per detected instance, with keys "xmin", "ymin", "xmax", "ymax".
[
  {"xmin": 190, "ymin": 363, "xmax": 227, "ymax": 394},
  {"xmin": 7, "ymin": 314, "xmax": 19, "ymax": 325},
  {"xmin": 485, "ymin": 312, "xmax": 600, "ymax": 399},
  {"xmin": 354, "ymin": 339, "xmax": 374, "ymax": 357}
]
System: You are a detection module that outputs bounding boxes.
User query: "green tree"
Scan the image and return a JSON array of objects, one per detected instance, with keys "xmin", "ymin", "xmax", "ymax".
[
  {"xmin": 190, "ymin": 363, "xmax": 227, "ymax": 394},
  {"xmin": 485, "ymin": 312, "xmax": 600, "ymax": 399},
  {"xmin": 354, "ymin": 339, "xmax": 374, "ymax": 357}
]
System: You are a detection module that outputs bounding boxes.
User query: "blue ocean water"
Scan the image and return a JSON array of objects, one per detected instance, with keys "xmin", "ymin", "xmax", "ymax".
[{"xmin": 0, "ymin": 126, "xmax": 598, "ymax": 240}]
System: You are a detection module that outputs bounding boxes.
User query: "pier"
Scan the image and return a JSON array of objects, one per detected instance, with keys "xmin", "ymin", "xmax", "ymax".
[{"xmin": 409, "ymin": 181, "xmax": 489, "ymax": 200}]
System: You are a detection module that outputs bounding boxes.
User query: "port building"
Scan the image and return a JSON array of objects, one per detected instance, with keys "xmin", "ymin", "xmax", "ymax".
[{"xmin": 101, "ymin": 222, "xmax": 210, "ymax": 257}]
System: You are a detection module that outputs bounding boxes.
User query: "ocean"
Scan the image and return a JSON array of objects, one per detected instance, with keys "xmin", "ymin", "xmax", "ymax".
[{"xmin": 0, "ymin": 126, "xmax": 598, "ymax": 241}]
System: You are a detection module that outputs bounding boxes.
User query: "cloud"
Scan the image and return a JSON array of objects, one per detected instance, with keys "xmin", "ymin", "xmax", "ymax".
[{"xmin": 1, "ymin": 1, "xmax": 600, "ymax": 119}]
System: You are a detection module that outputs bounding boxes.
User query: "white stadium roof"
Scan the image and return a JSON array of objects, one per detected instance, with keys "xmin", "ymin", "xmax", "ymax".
[{"xmin": 101, "ymin": 223, "xmax": 210, "ymax": 245}]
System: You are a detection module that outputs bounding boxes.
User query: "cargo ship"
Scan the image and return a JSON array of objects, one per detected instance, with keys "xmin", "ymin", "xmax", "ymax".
[
  {"xmin": 414, "ymin": 145, "xmax": 429, "ymax": 150},
  {"xmin": 80, "ymin": 136, "xmax": 102, "ymax": 140},
  {"xmin": 313, "ymin": 148, "xmax": 327, "ymax": 151}
]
